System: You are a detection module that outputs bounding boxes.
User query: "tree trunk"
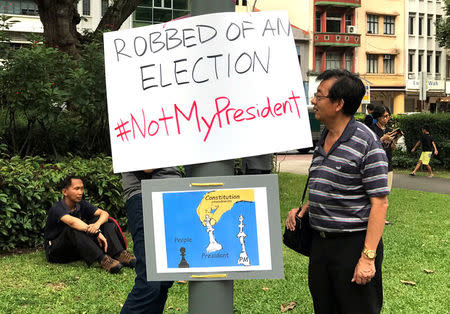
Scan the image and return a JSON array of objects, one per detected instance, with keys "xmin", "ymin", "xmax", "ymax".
[
  {"xmin": 18, "ymin": 120, "xmax": 35, "ymax": 157},
  {"xmin": 95, "ymin": 0, "xmax": 143, "ymax": 33},
  {"xmin": 8, "ymin": 110, "xmax": 17, "ymax": 154},
  {"xmin": 38, "ymin": 119, "xmax": 59, "ymax": 159},
  {"xmin": 35, "ymin": 0, "xmax": 144, "ymax": 57},
  {"xmin": 35, "ymin": 0, "xmax": 81, "ymax": 59}
]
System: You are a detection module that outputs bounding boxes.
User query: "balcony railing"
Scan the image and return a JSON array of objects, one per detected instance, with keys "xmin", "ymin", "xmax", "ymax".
[
  {"xmin": 314, "ymin": 0, "xmax": 361, "ymax": 7},
  {"xmin": 314, "ymin": 32, "xmax": 360, "ymax": 47}
]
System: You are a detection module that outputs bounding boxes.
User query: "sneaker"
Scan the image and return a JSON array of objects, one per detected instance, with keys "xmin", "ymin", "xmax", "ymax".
[
  {"xmin": 116, "ymin": 250, "xmax": 137, "ymax": 268},
  {"xmin": 100, "ymin": 255, "xmax": 123, "ymax": 274},
  {"xmin": 409, "ymin": 173, "xmax": 415, "ymax": 176}
]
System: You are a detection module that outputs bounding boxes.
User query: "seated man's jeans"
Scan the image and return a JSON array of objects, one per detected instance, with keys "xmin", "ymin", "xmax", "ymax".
[
  {"xmin": 121, "ymin": 193, "xmax": 173, "ymax": 314},
  {"xmin": 46, "ymin": 221, "xmax": 124, "ymax": 265}
]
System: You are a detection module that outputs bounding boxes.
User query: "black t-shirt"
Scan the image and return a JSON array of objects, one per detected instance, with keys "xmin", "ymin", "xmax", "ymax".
[
  {"xmin": 44, "ymin": 199, "xmax": 97, "ymax": 243},
  {"xmin": 371, "ymin": 124, "xmax": 393, "ymax": 171},
  {"xmin": 420, "ymin": 133, "xmax": 434, "ymax": 151},
  {"xmin": 364, "ymin": 114, "xmax": 374, "ymax": 127}
]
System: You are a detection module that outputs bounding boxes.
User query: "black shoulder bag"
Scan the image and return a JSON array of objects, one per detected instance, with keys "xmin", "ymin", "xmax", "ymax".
[{"xmin": 282, "ymin": 176, "xmax": 312, "ymax": 257}]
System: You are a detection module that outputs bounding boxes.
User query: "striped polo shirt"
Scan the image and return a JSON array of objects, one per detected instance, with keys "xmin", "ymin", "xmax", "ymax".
[{"xmin": 308, "ymin": 117, "xmax": 389, "ymax": 232}]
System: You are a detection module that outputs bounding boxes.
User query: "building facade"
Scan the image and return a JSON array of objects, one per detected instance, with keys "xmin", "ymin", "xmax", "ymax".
[
  {"xmin": 1, "ymin": 0, "xmax": 42, "ymax": 48},
  {"xmin": 236, "ymin": 0, "xmax": 312, "ymax": 102},
  {"xmin": 313, "ymin": 0, "xmax": 361, "ymax": 73},
  {"xmin": 132, "ymin": 0, "xmax": 190, "ymax": 27},
  {"xmin": 2, "ymin": 0, "xmax": 449, "ymax": 113},
  {"xmin": 309, "ymin": 0, "xmax": 361, "ymax": 104},
  {"xmin": 406, "ymin": 0, "xmax": 446, "ymax": 113},
  {"xmin": 357, "ymin": 0, "xmax": 406, "ymax": 114},
  {"xmin": 242, "ymin": 0, "xmax": 361, "ymax": 104}
]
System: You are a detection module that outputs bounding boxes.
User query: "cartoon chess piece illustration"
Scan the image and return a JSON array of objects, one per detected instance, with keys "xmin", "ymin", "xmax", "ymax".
[
  {"xmin": 196, "ymin": 190, "xmax": 255, "ymax": 230},
  {"xmin": 237, "ymin": 215, "xmax": 250, "ymax": 266},
  {"xmin": 178, "ymin": 247, "xmax": 189, "ymax": 268},
  {"xmin": 204, "ymin": 214, "xmax": 222, "ymax": 253}
]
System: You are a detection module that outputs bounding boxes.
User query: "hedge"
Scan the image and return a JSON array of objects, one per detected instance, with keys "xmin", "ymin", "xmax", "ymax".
[
  {"xmin": 0, "ymin": 155, "xmax": 124, "ymax": 251},
  {"xmin": 357, "ymin": 113, "xmax": 449, "ymax": 169}
]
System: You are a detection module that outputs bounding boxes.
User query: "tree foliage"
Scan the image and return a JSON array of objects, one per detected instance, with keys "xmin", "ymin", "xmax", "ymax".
[
  {"xmin": 0, "ymin": 2, "xmax": 139, "ymax": 157},
  {"xmin": 0, "ymin": 15, "xmax": 18, "ymax": 59},
  {"xmin": 0, "ymin": 1, "xmax": 143, "ymax": 155},
  {"xmin": 0, "ymin": 1, "xmax": 146, "ymax": 155},
  {"xmin": 0, "ymin": 39, "xmax": 73, "ymax": 157},
  {"xmin": 63, "ymin": 33, "xmax": 111, "ymax": 155},
  {"xmin": 436, "ymin": 0, "xmax": 450, "ymax": 48},
  {"xmin": 0, "ymin": 36, "xmax": 110, "ymax": 157}
]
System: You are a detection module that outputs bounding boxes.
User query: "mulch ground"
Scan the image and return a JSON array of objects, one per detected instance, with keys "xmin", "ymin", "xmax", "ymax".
[{"xmin": 0, "ymin": 246, "xmax": 43, "ymax": 257}]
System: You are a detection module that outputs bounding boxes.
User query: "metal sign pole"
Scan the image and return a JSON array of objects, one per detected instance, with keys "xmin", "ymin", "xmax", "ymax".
[
  {"xmin": 419, "ymin": 71, "xmax": 427, "ymax": 112},
  {"xmin": 188, "ymin": 1, "xmax": 236, "ymax": 313}
]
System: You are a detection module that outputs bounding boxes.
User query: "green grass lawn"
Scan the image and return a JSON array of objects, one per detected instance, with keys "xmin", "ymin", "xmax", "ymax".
[{"xmin": 1, "ymin": 172, "xmax": 449, "ymax": 313}]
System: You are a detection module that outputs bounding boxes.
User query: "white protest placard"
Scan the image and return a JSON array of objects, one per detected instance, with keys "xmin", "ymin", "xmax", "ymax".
[{"xmin": 103, "ymin": 11, "xmax": 312, "ymax": 173}]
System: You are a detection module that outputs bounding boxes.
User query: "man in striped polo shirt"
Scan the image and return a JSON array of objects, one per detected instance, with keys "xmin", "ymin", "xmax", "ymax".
[{"xmin": 286, "ymin": 69, "xmax": 389, "ymax": 314}]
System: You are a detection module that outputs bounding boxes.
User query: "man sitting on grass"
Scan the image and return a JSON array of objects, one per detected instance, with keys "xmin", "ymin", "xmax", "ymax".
[{"xmin": 44, "ymin": 175, "xmax": 136, "ymax": 274}]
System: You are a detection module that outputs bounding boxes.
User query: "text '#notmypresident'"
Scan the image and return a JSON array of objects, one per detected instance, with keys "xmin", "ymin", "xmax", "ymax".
[{"xmin": 114, "ymin": 90, "xmax": 302, "ymax": 143}]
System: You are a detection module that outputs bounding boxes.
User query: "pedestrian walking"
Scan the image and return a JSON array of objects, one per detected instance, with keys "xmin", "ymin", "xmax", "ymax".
[{"xmin": 410, "ymin": 125, "xmax": 438, "ymax": 177}]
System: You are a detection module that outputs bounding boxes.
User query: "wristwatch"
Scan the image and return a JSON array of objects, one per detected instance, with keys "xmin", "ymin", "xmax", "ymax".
[{"xmin": 363, "ymin": 248, "xmax": 376, "ymax": 259}]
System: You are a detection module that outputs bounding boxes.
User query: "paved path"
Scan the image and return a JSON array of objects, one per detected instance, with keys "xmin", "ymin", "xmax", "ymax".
[
  {"xmin": 276, "ymin": 154, "xmax": 450, "ymax": 195},
  {"xmin": 392, "ymin": 173, "xmax": 450, "ymax": 195},
  {"xmin": 276, "ymin": 153, "xmax": 311, "ymax": 175}
]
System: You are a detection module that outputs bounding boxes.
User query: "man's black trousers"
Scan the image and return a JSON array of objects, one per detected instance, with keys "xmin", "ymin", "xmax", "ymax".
[
  {"xmin": 45, "ymin": 221, "xmax": 124, "ymax": 266},
  {"xmin": 308, "ymin": 231, "xmax": 383, "ymax": 314}
]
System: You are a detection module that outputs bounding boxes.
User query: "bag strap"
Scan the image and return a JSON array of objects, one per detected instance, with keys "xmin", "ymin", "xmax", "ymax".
[
  {"xmin": 296, "ymin": 175, "xmax": 310, "ymax": 215},
  {"xmin": 300, "ymin": 175, "xmax": 310, "ymax": 207},
  {"xmin": 108, "ymin": 217, "xmax": 127, "ymax": 249}
]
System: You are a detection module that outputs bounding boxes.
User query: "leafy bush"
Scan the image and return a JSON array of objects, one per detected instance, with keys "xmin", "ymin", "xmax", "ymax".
[
  {"xmin": 354, "ymin": 113, "xmax": 365, "ymax": 122},
  {"xmin": 357, "ymin": 112, "xmax": 449, "ymax": 169},
  {"xmin": 0, "ymin": 136, "xmax": 7, "ymax": 158},
  {"xmin": 0, "ymin": 36, "xmax": 110, "ymax": 158},
  {"xmin": 0, "ymin": 155, "xmax": 124, "ymax": 251},
  {"xmin": 0, "ymin": 42, "xmax": 74, "ymax": 157},
  {"xmin": 391, "ymin": 150, "xmax": 418, "ymax": 169}
]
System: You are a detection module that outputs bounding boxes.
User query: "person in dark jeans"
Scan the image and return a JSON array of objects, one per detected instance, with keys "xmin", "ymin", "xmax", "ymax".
[
  {"xmin": 121, "ymin": 168, "xmax": 181, "ymax": 314},
  {"xmin": 44, "ymin": 175, "xmax": 136, "ymax": 273}
]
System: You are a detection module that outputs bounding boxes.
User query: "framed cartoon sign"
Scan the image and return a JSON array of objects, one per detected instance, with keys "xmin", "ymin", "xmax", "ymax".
[{"xmin": 142, "ymin": 174, "xmax": 284, "ymax": 281}]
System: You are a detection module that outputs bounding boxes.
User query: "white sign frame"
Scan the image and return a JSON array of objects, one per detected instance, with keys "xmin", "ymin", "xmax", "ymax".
[{"xmin": 141, "ymin": 175, "xmax": 284, "ymax": 281}]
